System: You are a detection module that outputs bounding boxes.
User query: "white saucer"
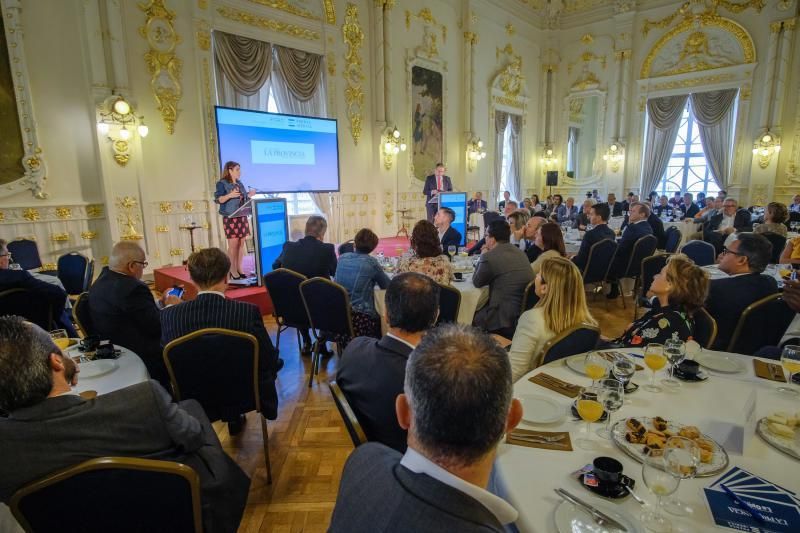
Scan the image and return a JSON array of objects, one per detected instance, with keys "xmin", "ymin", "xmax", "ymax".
[
  {"xmin": 554, "ymin": 500, "xmax": 642, "ymax": 533},
  {"xmin": 520, "ymin": 394, "xmax": 564, "ymax": 424},
  {"xmin": 79, "ymin": 359, "xmax": 118, "ymax": 379},
  {"xmin": 695, "ymin": 352, "xmax": 745, "ymax": 373}
]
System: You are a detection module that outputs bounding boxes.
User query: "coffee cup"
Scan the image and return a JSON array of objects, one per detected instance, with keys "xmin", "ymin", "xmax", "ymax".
[
  {"xmin": 454, "ymin": 272, "xmax": 463, "ymax": 281},
  {"xmin": 592, "ymin": 456, "xmax": 623, "ymax": 485},
  {"xmin": 677, "ymin": 359, "xmax": 700, "ymax": 377}
]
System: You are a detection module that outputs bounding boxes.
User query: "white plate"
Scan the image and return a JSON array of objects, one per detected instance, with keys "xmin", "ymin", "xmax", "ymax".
[
  {"xmin": 520, "ymin": 394, "xmax": 564, "ymax": 424},
  {"xmin": 554, "ymin": 499, "xmax": 642, "ymax": 533},
  {"xmin": 695, "ymin": 352, "xmax": 745, "ymax": 373},
  {"xmin": 565, "ymin": 354, "xmax": 588, "ymax": 375},
  {"xmin": 79, "ymin": 359, "xmax": 118, "ymax": 379}
]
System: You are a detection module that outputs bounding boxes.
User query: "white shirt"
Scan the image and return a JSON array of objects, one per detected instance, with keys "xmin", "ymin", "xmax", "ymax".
[
  {"xmin": 719, "ymin": 213, "xmax": 735, "ymax": 230},
  {"xmin": 400, "ymin": 447, "xmax": 518, "ymax": 525},
  {"xmin": 385, "ymin": 332, "xmax": 416, "ymax": 350},
  {"xmin": 197, "ymin": 290, "xmax": 225, "ymax": 297}
]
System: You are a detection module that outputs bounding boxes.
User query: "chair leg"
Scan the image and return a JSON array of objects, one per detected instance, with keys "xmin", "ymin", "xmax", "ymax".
[
  {"xmin": 295, "ymin": 329, "xmax": 302, "ymax": 353},
  {"xmin": 308, "ymin": 339, "xmax": 319, "ymax": 388},
  {"xmin": 275, "ymin": 324, "xmax": 282, "ymax": 352},
  {"xmin": 259, "ymin": 415, "xmax": 273, "ymax": 484}
]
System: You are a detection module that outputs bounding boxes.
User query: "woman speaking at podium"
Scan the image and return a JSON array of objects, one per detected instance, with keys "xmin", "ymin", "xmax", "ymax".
[{"xmin": 214, "ymin": 161, "xmax": 255, "ymax": 279}]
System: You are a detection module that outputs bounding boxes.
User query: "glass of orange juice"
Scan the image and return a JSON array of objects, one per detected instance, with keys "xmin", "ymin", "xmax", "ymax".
[
  {"xmin": 643, "ymin": 343, "xmax": 667, "ymax": 393},
  {"xmin": 575, "ymin": 387, "xmax": 604, "ymax": 450},
  {"xmin": 584, "ymin": 352, "xmax": 608, "ymax": 387},
  {"xmin": 49, "ymin": 329, "xmax": 71, "ymax": 351},
  {"xmin": 778, "ymin": 345, "xmax": 800, "ymax": 395}
]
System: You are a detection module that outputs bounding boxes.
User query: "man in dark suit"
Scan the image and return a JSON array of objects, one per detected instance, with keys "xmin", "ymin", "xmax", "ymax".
[
  {"xmin": 0, "ymin": 316, "xmax": 249, "ymax": 533},
  {"xmin": 608, "ymin": 202, "xmax": 654, "ymax": 299},
  {"xmin": 706, "ymin": 233, "xmax": 778, "ymax": 350},
  {"xmin": 434, "ymin": 206, "xmax": 462, "ymax": 250},
  {"xmin": 330, "ymin": 324, "xmax": 522, "ymax": 532},
  {"xmin": 703, "ymin": 198, "xmax": 753, "ymax": 254},
  {"xmin": 422, "ymin": 163, "xmax": 453, "ymax": 221},
  {"xmin": 607, "ymin": 193, "xmax": 623, "ymax": 217},
  {"xmin": 161, "ymin": 248, "xmax": 282, "ymax": 432},
  {"xmin": 467, "ymin": 191, "xmax": 487, "ymax": 215},
  {"xmin": 472, "ymin": 220, "xmax": 534, "ymax": 338},
  {"xmin": 336, "ymin": 273, "xmax": 439, "ymax": 453},
  {"xmin": 572, "ymin": 203, "xmax": 616, "ymax": 272},
  {"xmin": 523, "ymin": 214, "xmax": 547, "ymax": 263},
  {"xmin": 0, "ymin": 239, "xmax": 76, "ymax": 337},
  {"xmin": 272, "ymin": 215, "xmax": 337, "ymax": 354},
  {"xmin": 621, "ymin": 192, "xmax": 635, "ymax": 214},
  {"xmin": 88, "ymin": 242, "xmax": 181, "ymax": 388},
  {"xmin": 648, "ymin": 210, "xmax": 667, "ymax": 248},
  {"xmin": 498, "ymin": 190, "xmax": 511, "ymax": 211},
  {"xmin": 681, "ymin": 193, "xmax": 700, "ymax": 219}
]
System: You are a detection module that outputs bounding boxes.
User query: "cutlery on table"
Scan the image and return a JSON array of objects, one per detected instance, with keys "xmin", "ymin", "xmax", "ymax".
[
  {"xmin": 510, "ymin": 432, "xmax": 564, "ymax": 443},
  {"xmin": 555, "ymin": 488, "xmax": 628, "ymax": 532},
  {"xmin": 622, "ymin": 484, "xmax": 645, "ymax": 505}
]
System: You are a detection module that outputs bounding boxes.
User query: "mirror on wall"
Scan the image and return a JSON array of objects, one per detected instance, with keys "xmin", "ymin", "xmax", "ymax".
[{"xmin": 565, "ymin": 94, "xmax": 601, "ymax": 180}]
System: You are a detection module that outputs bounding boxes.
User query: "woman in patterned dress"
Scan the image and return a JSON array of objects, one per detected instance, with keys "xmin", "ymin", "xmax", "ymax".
[
  {"xmin": 395, "ymin": 220, "xmax": 453, "ymax": 285},
  {"xmin": 214, "ymin": 161, "xmax": 256, "ymax": 279}
]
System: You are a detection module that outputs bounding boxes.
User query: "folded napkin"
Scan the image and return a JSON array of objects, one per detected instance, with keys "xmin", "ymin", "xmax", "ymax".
[
  {"xmin": 529, "ymin": 373, "xmax": 582, "ymax": 398},
  {"xmin": 506, "ymin": 428, "xmax": 573, "ymax": 451},
  {"xmin": 753, "ymin": 359, "xmax": 786, "ymax": 382},
  {"xmin": 597, "ymin": 351, "xmax": 645, "ymax": 371}
]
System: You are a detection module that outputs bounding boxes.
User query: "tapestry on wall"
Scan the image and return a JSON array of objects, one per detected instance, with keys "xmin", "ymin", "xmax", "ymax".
[
  {"xmin": 0, "ymin": 15, "xmax": 25, "ymax": 185},
  {"xmin": 411, "ymin": 66, "xmax": 443, "ymax": 182}
]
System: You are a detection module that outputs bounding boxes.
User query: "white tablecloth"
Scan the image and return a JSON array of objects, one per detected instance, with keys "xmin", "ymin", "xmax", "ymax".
[
  {"xmin": 469, "ymin": 212, "xmax": 485, "ymax": 239},
  {"xmin": 374, "ymin": 273, "xmax": 489, "ymax": 333},
  {"xmin": 496, "ymin": 349, "xmax": 800, "ymax": 532},
  {"xmin": 664, "ymin": 218, "xmax": 702, "ymax": 247}
]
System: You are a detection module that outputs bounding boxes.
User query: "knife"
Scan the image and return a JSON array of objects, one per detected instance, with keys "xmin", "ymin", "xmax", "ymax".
[{"xmin": 555, "ymin": 488, "xmax": 628, "ymax": 532}]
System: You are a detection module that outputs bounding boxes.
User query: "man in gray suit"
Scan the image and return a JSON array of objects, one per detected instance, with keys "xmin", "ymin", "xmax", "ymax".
[
  {"xmin": 472, "ymin": 219, "xmax": 535, "ymax": 338},
  {"xmin": 329, "ymin": 324, "xmax": 523, "ymax": 532},
  {"xmin": 0, "ymin": 316, "xmax": 249, "ymax": 533}
]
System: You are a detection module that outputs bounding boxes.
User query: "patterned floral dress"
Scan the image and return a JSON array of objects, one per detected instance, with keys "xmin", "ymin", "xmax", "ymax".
[
  {"xmin": 614, "ymin": 305, "xmax": 694, "ymax": 347},
  {"xmin": 395, "ymin": 254, "xmax": 453, "ymax": 285}
]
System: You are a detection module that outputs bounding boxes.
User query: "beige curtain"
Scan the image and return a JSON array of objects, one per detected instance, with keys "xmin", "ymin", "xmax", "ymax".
[
  {"xmin": 508, "ymin": 114, "xmax": 523, "ymax": 203},
  {"xmin": 274, "ymin": 45, "xmax": 324, "ymax": 101},
  {"xmin": 640, "ymin": 95, "xmax": 689, "ymax": 197},
  {"xmin": 494, "ymin": 111, "xmax": 509, "ymax": 207},
  {"xmin": 213, "ymin": 31, "xmax": 272, "ymax": 108},
  {"xmin": 690, "ymin": 89, "xmax": 738, "ymax": 189}
]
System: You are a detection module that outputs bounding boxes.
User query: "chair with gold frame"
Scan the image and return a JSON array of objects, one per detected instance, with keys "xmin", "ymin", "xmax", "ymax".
[
  {"xmin": 726, "ymin": 293, "xmax": 795, "ymax": 355},
  {"xmin": 329, "ymin": 380, "xmax": 368, "ymax": 447},
  {"xmin": 163, "ymin": 328, "xmax": 273, "ymax": 483},
  {"xmin": 73, "ymin": 291, "xmax": 94, "ymax": 337},
  {"xmin": 10, "ymin": 457, "xmax": 202, "ymax": 533},
  {"xmin": 537, "ymin": 324, "xmax": 601, "ymax": 368},
  {"xmin": 692, "ymin": 307, "xmax": 718, "ymax": 349},
  {"xmin": 436, "ymin": 282, "xmax": 461, "ymax": 325}
]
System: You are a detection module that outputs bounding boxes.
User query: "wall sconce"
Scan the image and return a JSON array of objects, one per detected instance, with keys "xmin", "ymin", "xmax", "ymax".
[
  {"xmin": 382, "ymin": 126, "xmax": 407, "ymax": 170},
  {"xmin": 540, "ymin": 146, "xmax": 558, "ymax": 169},
  {"xmin": 752, "ymin": 131, "xmax": 781, "ymax": 169},
  {"xmin": 97, "ymin": 94, "xmax": 148, "ymax": 167},
  {"xmin": 602, "ymin": 142, "xmax": 624, "ymax": 172},
  {"xmin": 466, "ymin": 138, "xmax": 486, "ymax": 172}
]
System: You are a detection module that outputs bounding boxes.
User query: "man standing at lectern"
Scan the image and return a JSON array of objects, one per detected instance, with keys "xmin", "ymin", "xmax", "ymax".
[{"xmin": 423, "ymin": 163, "xmax": 452, "ymax": 222}]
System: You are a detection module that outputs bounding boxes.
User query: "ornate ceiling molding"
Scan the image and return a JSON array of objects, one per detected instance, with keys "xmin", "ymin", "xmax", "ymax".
[{"xmin": 216, "ymin": 6, "xmax": 321, "ymax": 40}]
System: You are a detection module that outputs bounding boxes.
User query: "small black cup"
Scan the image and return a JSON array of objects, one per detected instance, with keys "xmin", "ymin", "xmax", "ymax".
[
  {"xmin": 677, "ymin": 360, "xmax": 700, "ymax": 377},
  {"xmin": 454, "ymin": 272, "xmax": 463, "ymax": 281},
  {"xmin": 592, "ymin": 457, "xmax": 623, "ymax": 486}
]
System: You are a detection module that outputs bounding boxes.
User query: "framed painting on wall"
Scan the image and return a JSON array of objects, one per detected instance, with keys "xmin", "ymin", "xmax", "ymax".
[{"xmin": 411, "ymin": 65, "xmax": 443, "ymax": 182}]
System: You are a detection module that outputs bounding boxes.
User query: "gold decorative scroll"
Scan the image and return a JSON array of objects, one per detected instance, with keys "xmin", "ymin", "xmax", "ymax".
[
  {"xmin": 715, "ymin": 0, "xmax": 765, "ymax": 14},
  {"xmin": 41, "ymin": 263, "xmax": 57, "ymax": 271},
  {"xmin": 50, "ymin": 233, "xmax": 70, "ymax": 242},
  {"xmin": 505, "ymin": 23, "xmax": 515, "ymax": 36},
  {"xmin": 342, "ymin": 3, "xmax": 364, "ymax": 145},
  {"xmin": 247, "ymin": 0, "xmax": 319, "ymax": 20},
  {"xmin": 571, "ymin": 71, "xmax": 600, "ymax": 91},
  {"xmin": 138, "ymin": 0, "xmax": 183, "ymax": 134},
  {"xmin": 326, "ymin": 52, "xmax": 336, "ymax": 76},
  {"xmin": 111, "ymin": 139, "xmax": 130, "ymax": 167},
  {"xmin": 652, "ymin": 73, "xmax": 736, "ymax": 90},
  {"xmin": 80, "ymin": 231, "xmax": 98, "ymax": 240},
  {"xmin": 643, "ymin": 3, "xmax": 689, "ymax": 36},
  {"xmin": 0, "ymin": 211, "xmax": 5, "ymax": 222},
  {"xmin": 86, "ymin": 205, "xmax": 104, "ymax": 218},
  {"xmin": 55, "ymin": 207, "xmax": 72, "ymax": 219},
  {"xmin": 643, "ymin": 0, "xmax": 764, "ymax": 36},
  {"xmin": 169, "ymin": 248, "xmax": 184, "ymax": 256},
  {"xmin": 159, "ymin": 201, "xmax": 173, "ymax": 213},
  {"xmin": 202, "ymin": 58, "xmax": 219, "ymax": 182},
  {"xmin": 183, "ymin": 200, "xmax": 194, "ymax": 212},
  {"xmin": 217, "ymin": 6, "xmax": 320, "ymax": 40},
  {"xmin": 324, "ymin": 0, "xmax": 336, "ymax": 24},
  {"xmin": 22, "ymin": 208, "xmax": 39, "ymax": 221},
  {"xmin": 405, "ymin": 8, "xmax": 447, "ymax": 42},
  {"xmin": 155, "ymin": 225, "xmax": 169, "ymax": 232},
  {"xmin": 493, "ymin": 95, "xmax": 525, "ymax": 110},
  {"xmin": 116, "ymin": 196, "xmax": 143, "ymax": 241}
]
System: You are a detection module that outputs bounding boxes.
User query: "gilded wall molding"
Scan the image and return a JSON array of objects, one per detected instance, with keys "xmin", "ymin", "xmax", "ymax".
[
  {"xmin": 116, "ymin": 196, "xmax": 144, "ymax": 241},
  {"xmin": 405, "ymin": 8, "xmax": 447, "ymax": 43},
  {"xmin": 324, "ymin": 0, "xmax": 336, "ymax": 24},
  {"xmin": 651, "ymin": 73, "xmax": 736, "ymax": 90},
  {"xmin": 138, "ymin": 0, "xmax": 183, "ymax": 134},
  {"xmin": 0, "ymin": 205, "xmax": 107, "ymax": 224},
  {"xmin": 201, "ymin": 58, "xmax": 219, "ymax": 182},
  {"xmin": 217, "ymin": 6, "xmax": 320, "ymax": 40},
  {"xmin": 342, "ymin": 3, "xmax": 365, "ymax": 145},
  {"xmin": 247, "ymin": 0, "xmax": 319, "ymax": 20}
]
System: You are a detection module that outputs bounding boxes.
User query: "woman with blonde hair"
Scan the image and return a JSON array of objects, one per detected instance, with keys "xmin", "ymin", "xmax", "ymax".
[
  {"xmin": 611, "ymin": 254, "xmax": 709, "ymax": 346},
  {"xmin": 507, "ymin": 256, "xmax": 597, "ymax": 381}
]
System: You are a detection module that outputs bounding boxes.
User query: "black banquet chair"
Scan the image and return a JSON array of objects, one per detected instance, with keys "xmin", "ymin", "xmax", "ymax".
[
  {"xmin": 163, "ymin": 328, "xmax": 273, "ymax": 483},
  {"xmin": 663, "ymin": 226, "xmax": 682, "ymax": 253},
  {"xmin": 520, "ymin": 280, "xmax": 539, "ymax": 315},
  {"xmin": 329, "ymin": 380, "xmax": 368, "ymax": 447},
  {"xmin": 727, "ymin": 294, "xmax": 796, "ymax": 355},
  {"xmin": 581, "ymin": 239, "xmax": 617, "ymax": 303},
  {"xmin": 692, "ymin": 307, "xmax": 718, "ymax": 349},
  {"xmin": 680, "ymin": 240, "xmax": 716, "ymax": 266},
  {"xmin": 0, "ymin": 288, "xmax": 55, "ymax": 331},
  {"xmin": 609, "ymin": 234, "xmax": 658, "ymax": 309},
  {"xmin": 539, "ymin": 324, "xmax": 601, "ymax": 366},
  {"xmin": 6, "ymin": 238, "xmax": 44, "ymax": 271},
  {"xmin": 263, "ymin": 268, "xmax": 310, "ymax": 355},
  {"xmin": 635, "ymin": 254, "xmax": 671, "ymax": 318},
  {"xmin": 761, "ymin": 232, "xmax": 787, "ymax": 265},
  {"xmin": 73, "ymin": 291, "xmax": 95, "ymax": 337},
  {"xmin": 10, "ymin": 457, "xmax": 202, "ymax": 533},
  {"xmin": 300, "ymin": 278, "xmax": 355, "ymax": 388},
  {"xmin": 57, "ymin": 252, "xmax": 93, "ymax": 296},
  {"xmin": 436, "ymin": 283, "xmax": 461, "ymax": 325}
]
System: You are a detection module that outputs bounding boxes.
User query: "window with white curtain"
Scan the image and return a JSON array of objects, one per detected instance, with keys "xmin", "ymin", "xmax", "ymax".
[
  {"xmin": 656, "ymin": 101, "xmax": 721, "ymax": 198},
  {"xmin": 497, "ymin": 119, "xmax": 513, "ymax": 203}
]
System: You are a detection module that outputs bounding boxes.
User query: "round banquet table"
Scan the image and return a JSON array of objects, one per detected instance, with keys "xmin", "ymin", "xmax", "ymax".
[
  {"xmin": 663, "ymin": 218, "xmax": 701, "ymax": 248},
  {"xmin": 496, "ymin": 348, "xmax": 800, "ymax": 533}
]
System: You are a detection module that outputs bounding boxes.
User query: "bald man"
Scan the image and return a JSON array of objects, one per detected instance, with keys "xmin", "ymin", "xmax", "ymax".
[{"xmin": 87, "ymin": 242, "xmax": 180, "ymax": 387}]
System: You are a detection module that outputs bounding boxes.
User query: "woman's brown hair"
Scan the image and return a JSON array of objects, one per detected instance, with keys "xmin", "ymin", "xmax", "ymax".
[
  {"xmin": 221, "ymin": 161, "xmax": 240, "ymax": 183},
  {"xmin": 354, "ymin": 228, "xmax": 379, "ymax": 254},
  {"xmin": 539, "ymin": 223, "xmax": 567, "ymax": 256},
  {"xmin": 410, "ymin": 220, "xmax": 443, "ymax": 259},
  {"xmin": 665, "ymin": 254, "xmax": 709, "ymax": 313},
  {"xmin": 767, "ymin": 202, "xmax": 788, "ymax": 224}
]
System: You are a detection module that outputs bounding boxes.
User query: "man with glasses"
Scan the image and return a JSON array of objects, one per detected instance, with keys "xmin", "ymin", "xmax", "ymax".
[
  {"xmin": 706, "ymin": 233, "xmax": 777, "ymax": 350},
  {"xmin": 87, "ymin": 242, "xmax": 181, "ymax": 387},
  {"xmin": 703, "ymin": 198, "xmax": 752, "ymax": 254}
]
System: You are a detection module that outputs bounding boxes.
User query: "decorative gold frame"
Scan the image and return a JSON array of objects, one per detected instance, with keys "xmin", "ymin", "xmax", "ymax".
[{"xmin": 342, "ymin": 3, "xmax": 364, "ymax": 145}]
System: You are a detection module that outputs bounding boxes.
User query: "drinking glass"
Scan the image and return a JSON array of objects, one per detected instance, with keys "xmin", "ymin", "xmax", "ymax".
[
  {"xmin": 575, "ymin": 387, "xmax": 604, "ymax": 450},
  {"xmin": 663, "ymin": 437, "xmax": 701, "ymax": 516},
  {"xmin": 583, "ymin": 352, "xmax": 608, "ymax": 386},
  {"xmin": 778, "ymin": 345, "xmax": 800, "ymax": 395},
  {"xmin": 643, "ymin": 343, "xmax": 666, "ymax": 393},
  {"xmin": 9, "ymin": 262, "xmax": 22, "ymax": 270},
  {"xmin": 49, "ymin": 329, "xmax": 71, "ymax": 351},
  {"xmin": 612, "ymin": 354, "xmax": 636, "ymax": 391},
  {"xmin": 662, "ymin": 339, "xmax": 686, "ymax": 388},
  {"xmin": 596, "ymin": 378, "xmax": 624, "ymax": 439},
  {"xmin": 447, "ymin": 245, "xmax": 457, "ymax": 257},
  {"xmin": 641, "ymin": 451, "xmax": 680, "ymax": 532}
]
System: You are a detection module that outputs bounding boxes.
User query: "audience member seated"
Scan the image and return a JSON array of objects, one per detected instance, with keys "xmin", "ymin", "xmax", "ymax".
[
  {"xmin": 755, "ymin": 278, "xmax": 800, "ymax": 358},
  {"xmin": 523, "ymin": 214, "xmax": 547, "ymax": 263},
  {"xmin": 396, "ymin": 220, "xmax": 454, "ymax": 285},
  {"xmin": 0, "ymin": 239, "xmax": 77, "ymax": 337},
  {"xmin": 467, "ymin": 191, "xmax": 487, "ymax": 215},
  {"xmin": 572, "ymin": 203, "xmax": 616, "ymax": 271},
  {"xmin": 556, "ymin": 196, "xmax": 579, "ymax": 225},
  {"xmin": 653, "ymin": 196, "xmax": 673, "ymax": 219},
  {"xmin": 507, "ymin": 211, "xmax": 529, "ymax": 250},
  {"xmin": 790, "ymin": 194, "xmax": 800, "ymax": 214},
  {"xmin": 498, "ymin": 190, "xmax": 512, "ymax": 211},
  {"xmin": 706, "ymin": 233, "xmax": 778, "ymax": 350},
  {"xmin": 531, "ymin": 222, "xmax": 567, "ymax": 275},
  {"xmin": 272, "ymin": 215, "xmax": 337, "ymax": 355},
  {"xmin": 669, "ymin": 191, "xmax": 682, "ymax": 208},
  {"xmin": 780, "ymin": 234, "xmax": 800, "ymax": 266},
  {"xmin": 88, "ymin": 242, "xmax": 180, "ymax": 387},
  {"xmin": 160, "ymin": 248, "xmax": 281, "ymax": 432},
  {"xmin": 680, "ymin": 193, "xmax": 699, "ymax": 219},
  {"xmin": 607, "ymin": 193, "xmax": 623, "ymax": 217},
  {"xmin": 329, "ymin": 324, "xmax": 522, "ymax": 532},
  {"xmin": 573, "ymin": 199, "xmax": 594, "ymax": 230},
  {"xmin": 607, "ymin": 202, "xmax": 654, "ymax": 299},
  {"xmin": 502, "ymin": 200, "xmax": 519, "ymax": 216},
  {"xmin": 703, "ymin": 198, "xmax": 752, "ymax": 254},
  {"xmin": 610, "ymin": 255, "xmax": 708, "ymax": 347},
  {"xmin": 621, "ymin": 192, "xmax": 635, "ymax": 214},
  {"xmin": 647, "ymin": 207, "xmax": 667, "ymax": 248},
  {"xmin": 529, "ymin": 194, "xmax": 544, "ymax": 213},
  {"xmin": 696, "ymin": 192, "xmax": 707, "ymax": 208},
  {"xmin": 335, "ymin": 228, "xmax": 391, "ymax": 339},
  {"xmin": 754, "ymin": 201, "xmax": 788, "ymax": 237},
  {"xmin": 508, "ymin": 257, "xmax": 597, "ymax": 381},
  {"xmin": 473, "ymin": 220, "xmax": 534, "ymax": 339},
  {"xmin": 694, "ymin": 196, "xmax": 717, "ymax": 221},
  {"xmin": 336, "ymin": 273, "xmax": 438, "ymax": 453},
  {"xmin": 434, "ymin": 207, "xmax": 462, "ymax": 250},
  {"xmin": 0, "ymin": 316, "xmax": 250, "ymax": 533},
  {"xmin": 548, "ymin": 194, "xmax": 563, "ymax": 218}
]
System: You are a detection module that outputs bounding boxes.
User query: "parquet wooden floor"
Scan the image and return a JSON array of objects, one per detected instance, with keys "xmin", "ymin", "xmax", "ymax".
[{"xmin": 226, "ymin": 297, "xmax": 634, "ymax": 532}]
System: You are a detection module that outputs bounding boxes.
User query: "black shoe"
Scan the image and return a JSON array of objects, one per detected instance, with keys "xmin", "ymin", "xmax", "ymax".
[
  {"xmin": 238, "ymin": 271, "xmax": 247, "ymax": 279},
  {"xmin": 276, "ymin": 358, "xmax": 285, "ymax": 372},
  {"xmin": 606, "ymin": 284, "xmax": 620, "ymax": 299},
  {"xmin": 227, "ymin": 414, "xmax": 246, "ymax": 436}
]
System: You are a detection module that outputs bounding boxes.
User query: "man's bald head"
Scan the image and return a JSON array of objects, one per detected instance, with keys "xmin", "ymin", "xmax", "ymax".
[{"xmin": 109, "ymin": 242, "xmax": 147, "ymax": 279}]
